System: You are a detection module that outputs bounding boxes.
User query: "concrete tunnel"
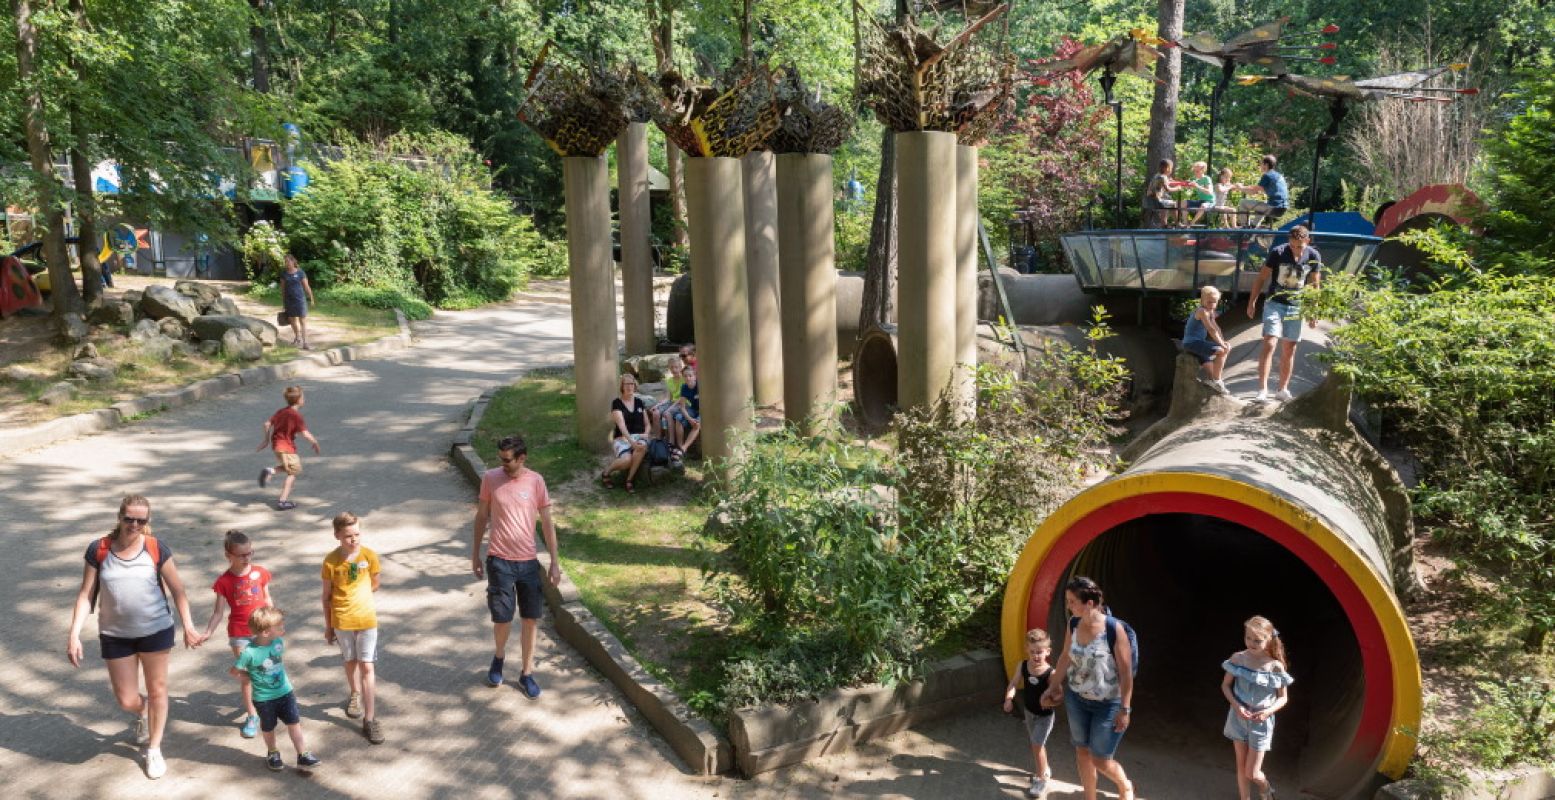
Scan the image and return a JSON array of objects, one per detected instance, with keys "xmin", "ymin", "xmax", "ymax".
[{"xmin": 1002, "ymin": 362, "xmax": 1422, "ymax": 798}]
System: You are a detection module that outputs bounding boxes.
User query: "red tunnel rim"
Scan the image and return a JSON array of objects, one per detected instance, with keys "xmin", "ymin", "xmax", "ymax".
[{"xmin": 1024, "ymin": 491, "xmax": 1394, "ymax": 777}]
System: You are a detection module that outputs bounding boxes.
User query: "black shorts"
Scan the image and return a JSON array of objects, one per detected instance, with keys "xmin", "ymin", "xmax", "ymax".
[
  {"xmin": 486, "ymin": 557, "xmax": 544, "ymax": 624},
  {"xmin": 254, "ymin": 691, "xmax": 300, "ymax": 732},
  {"xmin": 100, "ymin": 625, "xmax": 175, "ymax": 660}
]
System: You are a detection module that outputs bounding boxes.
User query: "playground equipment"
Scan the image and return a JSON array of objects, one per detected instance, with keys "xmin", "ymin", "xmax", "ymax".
[{"xmin": 1002, "ymin": 360, "xmax": 1419, "ymax": 798}]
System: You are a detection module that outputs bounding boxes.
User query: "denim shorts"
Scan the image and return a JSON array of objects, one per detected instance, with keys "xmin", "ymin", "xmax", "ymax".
[
  {"xmin": 1065, "ymin": 687, "xmax": 1127, "ymax": 760},
  {"xmin": 229, "ymin": 636, "xmax": 253, "ymax": 652},
  {"xmin": 1224, "ymin": 706, "xmax": 1277, "ymax": 752},
  {"xmin": 1261, "ymin": 300, "xmax": 1303, "ymax": 341},
  {"xmin": 255, "ymin": 691, "xmax": 300, "ymax": 732},
  {"xmin": 1183, "ymin": 338, "xmax": 1223, "ymax": 365},
  {"xmin": 99, "ymin": 625, "xmax": 175, "ymax": 660},
  {"xmin": 486, "ymin": 556, "xmax": 544, "ymax": 623}
]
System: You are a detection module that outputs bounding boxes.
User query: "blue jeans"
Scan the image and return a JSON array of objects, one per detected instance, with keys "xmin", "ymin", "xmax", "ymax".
[{"xmin": 1065, "ymin": 687, "xmax": 1127, "ymax": 760}]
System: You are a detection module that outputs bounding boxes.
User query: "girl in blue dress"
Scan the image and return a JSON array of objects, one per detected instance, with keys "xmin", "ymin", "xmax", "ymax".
[{"xmin": 1221, "ymin": 615, "xmax": 1293, "ymax": 800}]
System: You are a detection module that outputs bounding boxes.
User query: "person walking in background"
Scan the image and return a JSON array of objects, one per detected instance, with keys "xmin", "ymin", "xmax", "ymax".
[
  {"xmin": 257, "ymin": 385, "xmax": 321, "ymax": 511},
  {"xmin": 1245, "ymin": 225, "xmax": 1323, "ymax": 403},
  {"xmin": 231, "ymin": 606, "xmax": 322, "ymax": 773},
  {"xmin": 66, "ymin": 495, "xmax": 205, "ymax": 780},
  {"xmin": 1004, "ymin": 628, "xmax": 1057, "ymax": 797},
  {"xmin": 321, "ymin": 512, "xmax": 384, "ymax": 744},
  {"xmin": 471, "ymin": 435, "xmax": 562, "ymax": 697},
  {"xmin": 280, "ymin": 254, "xmax": 316, "ymax": 350},
  {"xmin": 1222, "ymin": 616, "xmax": 1293, "ymax": 800},
  {"xmin": 1041, "ymin": 576, "xmax": 1136, "ymax": 800},
  {"xmin": 201, "ymin": 530, "xmax": 273, "ymax": 739}
]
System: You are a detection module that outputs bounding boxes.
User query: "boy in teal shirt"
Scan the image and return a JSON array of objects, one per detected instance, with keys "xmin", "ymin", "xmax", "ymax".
[{"xmin": 232, "ymin": 606, "xmax": 322, "ymax": 772}]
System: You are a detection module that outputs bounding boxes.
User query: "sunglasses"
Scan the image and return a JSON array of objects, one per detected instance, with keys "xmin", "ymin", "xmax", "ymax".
[
  {"xmin": 120, "ymin": 516, "xmax": 149, "ymax": 526},
  {"xmin": 348, "ymin": 561, "xmax": 361, "ymax": 581}
]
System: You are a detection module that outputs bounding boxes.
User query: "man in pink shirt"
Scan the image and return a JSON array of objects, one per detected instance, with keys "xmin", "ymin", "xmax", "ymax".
[{"xmin": 471, "ymin": 435, "xmax": 562, "ymax": 696}]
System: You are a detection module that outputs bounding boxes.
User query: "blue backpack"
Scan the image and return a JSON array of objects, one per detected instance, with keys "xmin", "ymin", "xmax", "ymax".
[{"xmin": 1069, "ymin": 610, "xmax": 1140, "ymax": 677}]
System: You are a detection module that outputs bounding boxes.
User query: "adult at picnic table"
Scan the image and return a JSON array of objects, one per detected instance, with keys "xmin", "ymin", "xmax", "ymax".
[
  {"xmin": 1236, "ymin": 155, "xmax": 1289, "ymax": 227},
  {"xmin": 65, "ymin": 494, "xmax": 205, "ymax": 780}
]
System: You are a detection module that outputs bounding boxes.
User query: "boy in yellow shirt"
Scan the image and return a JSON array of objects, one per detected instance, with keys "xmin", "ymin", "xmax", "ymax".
[{"xmin": 321, "ymin": 512, "xmax": 384, "ymax": 744}]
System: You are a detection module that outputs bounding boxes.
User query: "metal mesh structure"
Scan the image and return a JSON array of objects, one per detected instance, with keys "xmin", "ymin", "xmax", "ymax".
[
  {"xmin": 640, "ymin": 63, "xmax": 781, "ymax": 158},
  {"xmin": 768, "ymin": 67, "xmax": 855, "ymax": 155},
  {"xmin": 516, "ymin": 43, "xmax": 629, "ymax": 158},
  {"xmin": 854, "ymin": 1, "xmax": 1013, "ymax": 138}
]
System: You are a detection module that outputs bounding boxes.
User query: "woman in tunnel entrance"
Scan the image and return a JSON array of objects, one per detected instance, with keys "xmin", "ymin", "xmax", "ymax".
[
  {"xmin": 1222, "ymin": 616, "xmax": 1293, "ymax": 800},
  {"xmin": 1041, "ymin": 576, "xmax": 1136, "ymax": 800}
]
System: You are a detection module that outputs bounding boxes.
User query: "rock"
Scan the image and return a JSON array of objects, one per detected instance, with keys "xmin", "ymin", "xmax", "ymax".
[
  {"xmin": 192, "ymin": 315, "xmax": 278, "ymax": 346},
  {"xmin": 67, "ymin": 358, "xmax": 116, "ymax": 382},
  {"xmin": 199, "ymin": 339, "xmax": 222, "ymax": 357},
  {"xmin": 121, "ymin": 289, "xmax": 143, "ymax": 308},
  {"xmin": 38, "ymin": 381, "xmax": 76, "ymax": 405},
  {"xmin": 174, "ymin": 280, "xmax": 223, "ymax": 313},
  {"xmin": 135, "ymin": 333, "xmax": 175, "ymax": 361},
  {"xmin": 173, "ymin": 341, "xmax": 199, "ymax": 358},
  {"xmin": 157, "ymin": 318, "xmax": 189, "ymax": 341},
  {"xmin": 87, "ymin": 301, "xmax": 135, "ymax": 328},
  {"xmin": 140, "ymin": 285, "xmax": 201, "ymax": 324},
  {"xmin": 222, "ymin": 328, "xmax": 263, "ymax": 361},
  {"xmin": 623, "ymin": 353, "xmax": 680, "ymax": 384},
  {"xmin": 56, "ymin": 313, "xmax": 90, "ymax": 344},
  {"xmin": 212, "ymin": 296, "xmax": 241, "ymax": 316},
  {"xmin": 3, "ymin": 364, "xmax": 48, "ymax": 383},
  {"xmin": 131, "ymin": 318, "xmax": 161, "ymax": 338},
  {"xmin": 74, "ymin": 343, "xmax": 100, "ymax": 360}
]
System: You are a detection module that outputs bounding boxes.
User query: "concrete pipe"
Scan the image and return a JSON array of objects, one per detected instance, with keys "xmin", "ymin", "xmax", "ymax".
[
  {"xmin": 851, "ymin": 323, "xmax": 1180, "ymax": 432},
  {"xmin": 977, "ymin": 271, "xmax": 1139, "ymax": 326},
  {"xmin": 684, "ymin": 156, "xmax": 755, "ymax": 466},
  {"xmin": 895, "ymin": 130, "xmax": 958, "ymax": 413},
  {"xmin": 744, "ymin": 151, "xmax": 784, "ymax": 407},
  {"xmin": 1002, "ymin": 363, "xmax": 1420, "ymax": 798},
  {"xmin": 563, "ymin": 156, "xmax": 619, "ymax": 452},
  {"xmin": 775, "ymin": 152, "xmax": 837, "ymax": 431},
  {"xmin": 954, "ymin": 145, "xmax": 978, "ymax": 419},
  {"xmin": 666, "ymin": 269, "xmax": 865, "ymax": 351},
  {"xmin": 619, "ymin": 122, "xmax": 656, "ymax": 355}
]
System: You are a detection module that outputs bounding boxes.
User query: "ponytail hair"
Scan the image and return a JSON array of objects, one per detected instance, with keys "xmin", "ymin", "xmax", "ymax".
[
  {"xmin": 112, "ymin": 494, "xmax": 153, "ymax": 541},
  {"xmin": 224, "ymin": 530, "xmax": 250, "ymax": 552},
  {"xmin": 1245, "ymin": 615, "xmax": 1289, "ymax": 670}
]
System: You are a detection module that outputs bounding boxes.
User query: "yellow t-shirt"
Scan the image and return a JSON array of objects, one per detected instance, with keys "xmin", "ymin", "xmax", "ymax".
[{"xmin": 322, "ymin": 546, "xmax": 380, "ymax": 630}]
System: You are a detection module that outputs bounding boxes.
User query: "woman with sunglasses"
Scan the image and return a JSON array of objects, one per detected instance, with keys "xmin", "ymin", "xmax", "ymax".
[
  {"xmin": 603, "ymin": 373, "xmax": 651, "ymax": 493},
  {"xmin": 66, "ymin": 494, "xmax": 204, "ymax": 780}
]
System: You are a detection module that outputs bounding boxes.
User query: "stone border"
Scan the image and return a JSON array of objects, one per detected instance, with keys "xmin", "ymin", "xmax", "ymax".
[
  {"xmin": 449, "ymin": 384, "xmax": 732, "ymax": 775},
  {"xmin": 0, "ymin": 309, "xmax": 414, "ymax": 458},
  {"xmin": 727, "ymin": 649, "xmax": 1005, "ymax": 777},
  {"xmin": 1378, "ymin": 766, "xmax": 1555, "ymax": 800}
]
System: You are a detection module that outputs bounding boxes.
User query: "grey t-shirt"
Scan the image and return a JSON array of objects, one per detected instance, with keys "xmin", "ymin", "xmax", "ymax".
[{"xmin": 93, "ymin": 541, "xmax": 173, "ymax": 638}]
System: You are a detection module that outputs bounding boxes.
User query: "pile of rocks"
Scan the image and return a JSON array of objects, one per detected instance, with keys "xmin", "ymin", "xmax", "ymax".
[{"xmin": 69, "ymin": 280, "xmax": 278, "ymax": 364}]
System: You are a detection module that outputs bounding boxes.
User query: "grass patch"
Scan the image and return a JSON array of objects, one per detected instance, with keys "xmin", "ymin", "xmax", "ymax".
[{"xmin": 472, "ymin": 368, "xmax": 734, "ymax": 718}]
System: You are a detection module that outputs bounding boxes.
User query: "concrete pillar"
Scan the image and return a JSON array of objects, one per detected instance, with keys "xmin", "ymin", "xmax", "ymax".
[
  {"xmin": 895, "ymin": 131, "xmax": 958, "ymax": 413},
  {"xmin": 684, "ymin": 157, "xmax": 755, "ymax": 466},
  {"xmin": 742, "ymin": 151, "xmax": 784, "ymax": 407},
  {"xmin": 954, "ymin": 145, "xmax": 979, "ymax": 420},
  {"xmin": 776, "ymin": 153, "xmax": 838, "ymax": 433},
  {"xmin": 563, "ymin": 156, "xmax": 620, "ymax": 452},
  {"xmin": 619, "ymin": 122, "xmax": 656, "ymax": 355}
]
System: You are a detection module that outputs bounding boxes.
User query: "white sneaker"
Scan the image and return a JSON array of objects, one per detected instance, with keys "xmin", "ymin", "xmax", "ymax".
[
  {"xmin": 1212, "ymin": 380, "xmax": 1230, "ymax": 396},
  {"xmin": 1253, "ymin": 390, "xmax": 1270, "ymax": 403},
  {"xmin": 1028, "ymin": 774, "xmax": 1049, "ymax": 797},
  {"xmin": 145, "ymin": 747, "xmax": 166, "ymax": 780},
  {"xmin": 133, "ymin": 697, "xmax": 149, "ymax": 745},
  {"xmin": 1274, "ymin": 388, "xmax": 1294, "ymax": 402}
]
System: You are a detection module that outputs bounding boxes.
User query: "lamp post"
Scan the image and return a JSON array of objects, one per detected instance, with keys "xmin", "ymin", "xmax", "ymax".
[{"xmin": 1099, "ymin": 70, "xmax": 1123, "ymax": 221}]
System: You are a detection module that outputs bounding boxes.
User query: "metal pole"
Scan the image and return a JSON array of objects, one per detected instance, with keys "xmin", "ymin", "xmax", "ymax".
[
  {"xmin": 1206, "ymin": 61, "xmax": 1235, "ymax": 177},
  {"xmin": 1308, "ymin": 99, "xmax": 1349, "ymax": 231},
  {"xmin": 1099, "ymin": 71, "xmax": 1122, "ymax": 222}
]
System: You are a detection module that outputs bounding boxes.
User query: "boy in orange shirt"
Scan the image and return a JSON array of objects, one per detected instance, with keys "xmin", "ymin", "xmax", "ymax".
[
  {"xmin": 321, "ymin": 512, "xmax": 384, "ymax": 744},
  {"xmin": 257, "ymin": 385, "xmax": 321, "ymax": 511}
]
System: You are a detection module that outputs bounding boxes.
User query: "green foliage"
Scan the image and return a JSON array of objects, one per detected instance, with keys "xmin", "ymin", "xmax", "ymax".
[
  {"xmin": 1415, "ymin": 678, "xmax": 1555, "ymax": 783},
  {"xmin": 282, "ymin": 134, "xmax": 549, "ymax": 308},
  {"xmin": 705, "ymin": 329, "xmax": 1127, "ymax": 710},
  {"xmin": 1306, "ymin": 269, "xmax": 1555, "ymax": 645},
  {"xmin": 1482, "ymin": 73, "xmax": 1555, "ymax": 271},
  {"xmin": 239, "ymin": 221, "xmax": 289, "ymax": 280},
  {"xmin": 316, "ymin": 285, "xmax": 433, "ymax": 321}
]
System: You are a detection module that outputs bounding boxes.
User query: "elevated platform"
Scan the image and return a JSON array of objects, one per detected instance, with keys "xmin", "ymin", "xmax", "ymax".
[{"xmin": 1059, "ymin": 228, "xmax": 1382, "ymax": 296}]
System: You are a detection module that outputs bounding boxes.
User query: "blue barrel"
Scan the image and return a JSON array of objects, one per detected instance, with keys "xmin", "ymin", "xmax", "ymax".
[{"xmin": 282, "ymin": 165, "xmax": 309, "ymax": 198}]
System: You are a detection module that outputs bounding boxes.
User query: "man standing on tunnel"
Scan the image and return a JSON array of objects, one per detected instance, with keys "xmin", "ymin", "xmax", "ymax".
[{"xmin": 1246, "ymin": 225, "xmax": 1322, "ymax": 403}]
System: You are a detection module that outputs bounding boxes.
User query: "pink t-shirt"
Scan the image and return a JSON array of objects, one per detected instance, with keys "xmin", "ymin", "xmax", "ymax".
[{"xmin": 479, "ymin": 467, "xmax": 550, "ymax": 561}]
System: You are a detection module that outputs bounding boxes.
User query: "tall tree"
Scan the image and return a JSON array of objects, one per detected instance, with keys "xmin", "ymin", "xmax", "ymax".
[
  {"xmin": 250, "ymin": 0, "xmax": 270, "ymax": 92},
  {"xmin": 66, "ymin": 0, "xmax": 104, "ymax": 303},
  {"xmin": 648, "ymin": 0, "xmax": 688, "ymax": 250},
  {"xmin": 13, "ymin": 0, "xmax": 81, "ymax": 316},
  {"xmin": 1144, "ymin": 0, "xmax": 1183, "ymax": 178},
  {"xmin": 859, "ymin": 0, "xmax": 908, "ymax": 331}
]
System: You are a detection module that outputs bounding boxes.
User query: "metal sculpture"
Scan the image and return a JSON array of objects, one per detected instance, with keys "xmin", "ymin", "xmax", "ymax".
[
  {"xmin": 636, "ymin": 63, "xmax": 782, "ymax": 159},
  {"xmin": 516, "ymin": 42, "xmax": 630, "ymax": 157},
  {"xmin": 853, "ymin": 1, "xmax": 1011, "ymax": 134},
  {"xmin": 768, "ymin": 67, "xmax": 855, "ymax": 155},
  {"xmin": 1239, "ymin": 64, "xmax": 1475, "ymax": 228}
]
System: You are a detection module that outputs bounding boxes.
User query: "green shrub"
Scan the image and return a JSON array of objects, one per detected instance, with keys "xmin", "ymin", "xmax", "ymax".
[
  {"xmin": 1415, "ymin": 677, "xmax": 1555, "ymax": 784},
  {"xmin": 239, "ymin": 221, "xmax": 288, "ymax": 280},
  {"xmin": 317, "ymin": 284, "xmax": 433, "ymax": 320}
]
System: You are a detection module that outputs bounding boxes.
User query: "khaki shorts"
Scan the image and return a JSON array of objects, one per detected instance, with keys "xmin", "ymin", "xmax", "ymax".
[{"xmin": 275, "ymin": 451, "xmax": 302, "ymax": 476}]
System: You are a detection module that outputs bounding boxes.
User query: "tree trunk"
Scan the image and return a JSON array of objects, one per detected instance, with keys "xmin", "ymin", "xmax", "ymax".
[
  {"xmin": 250, "ymin": 0, "xmax": 270, "ymax": 92},
  {"xmin": 14, "ymin": 0, "xmax": 82, "ymax": 316},
  {"xmin": 1145, "ymin": 0, "xmax": 1184, "ymax": 178},
  {"xmin": 649, "ymin": 1, "xmax": 688, "ymax": 249},
  {"xmin": 859, "ymin": 127, "xmax": 897, "ymax": 329},
  {"xmin": 67, "ymin": 0, "xmax": 103, "ymax": 304}
]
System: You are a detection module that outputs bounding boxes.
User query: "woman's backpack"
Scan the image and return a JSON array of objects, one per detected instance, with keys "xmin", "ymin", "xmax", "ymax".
[
  {"xmin": 1069, "ymin": 610, "xmax": 1140, "ymax": 677},
  {"xmin": 646, "ymin": 438, "xmax": 672, "ymax": 467}
]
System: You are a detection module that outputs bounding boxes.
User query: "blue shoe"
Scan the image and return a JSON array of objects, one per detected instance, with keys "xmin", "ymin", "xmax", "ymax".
[
  {"xmin": 266, "ymin": 750, "xmax": 283, "ymax": 772},
  {"xmin": 486, "ymin": 657, "xmax": 504, "ymax": 687},
  {"xmin": 518, "ymin": 673, "xmax": 541, "ymax": 698},
  {"xmin": 240, "ymin": 714, "xmax": 259, "ymax": 738}
]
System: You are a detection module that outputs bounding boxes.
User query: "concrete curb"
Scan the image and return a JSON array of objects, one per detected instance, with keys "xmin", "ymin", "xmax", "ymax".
[
  {"xmin": 449, "ymin": 386, "xmax": 733, "ymax": 776},
  {"xmin": 727, "ymin": 649, "xmax": 1005, "ymax": 777},
  {"xmin": 1377, "ymin": 767, "xmax": 1555, "ymax": 800},
  {"xmin": 0, "ymin": 309, "xmax": 416, "ymax": 459}
]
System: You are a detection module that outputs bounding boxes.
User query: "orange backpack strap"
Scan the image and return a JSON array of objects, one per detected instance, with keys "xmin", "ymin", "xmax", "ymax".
[{"xmin": 88, "ymin": 535, "xmax": 168, "ymax": 613}]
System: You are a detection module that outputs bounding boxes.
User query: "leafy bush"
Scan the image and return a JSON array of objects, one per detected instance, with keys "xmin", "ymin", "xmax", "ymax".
[
  {"xmin": 705, "ymin": 328, "xmax": 1127, "ymax": 710},
  {"xmin": 239, "ymin": 221, "xmax": 288, "ymax": 280},
  {"xmin": 316, "ymin": 284, "xmax": 433, "ymax": 320},
  {"xmin": 1416, "ymin": 678, "xmax": 1555, "ymax": 784},
  {"xmin": 282, "ymin": 132, "xmax": 555, "ymax": 308}
]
